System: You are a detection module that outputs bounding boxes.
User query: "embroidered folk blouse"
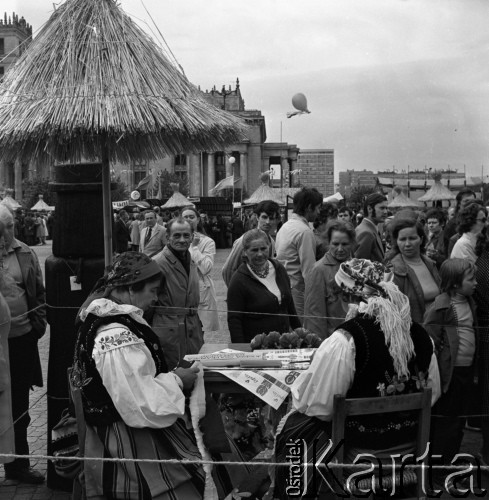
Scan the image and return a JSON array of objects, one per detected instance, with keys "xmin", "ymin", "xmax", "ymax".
[
  {"xmin": 92, "ymin": 320, "xmax": 186, "ymax": 429},
  {"xmin": 290, "ymin": 329, "xmax": 441, "ymax": 421}
]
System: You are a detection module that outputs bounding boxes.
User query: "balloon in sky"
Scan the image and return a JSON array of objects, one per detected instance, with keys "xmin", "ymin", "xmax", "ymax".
[{"xmin": 292, "ymin": 93, "xmax": 310, "ymax": 113}]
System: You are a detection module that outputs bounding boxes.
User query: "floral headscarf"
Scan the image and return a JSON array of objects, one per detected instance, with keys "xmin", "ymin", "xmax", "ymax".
[
  {"xmin": 335, "ymin": 258, "xmax": 393, "ymax": 299},
  {"xmin": 335, "ymin": 258, "xmax": 415, "ymax": 379}
]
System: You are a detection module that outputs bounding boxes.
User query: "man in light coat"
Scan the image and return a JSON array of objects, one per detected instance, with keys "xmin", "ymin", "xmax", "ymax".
[
  {"xmin": 140, "ymin": 210, "xmax": 167, "ymax": 257},
  {"xmin": 151, "ymin": 218, "xmax": 203, "ymax": 369}
]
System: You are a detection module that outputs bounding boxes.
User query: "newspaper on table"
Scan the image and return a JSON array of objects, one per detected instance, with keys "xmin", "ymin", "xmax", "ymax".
[{"xmin": 184, "ymin": 348, "xmax": 316, "ymax": 409}]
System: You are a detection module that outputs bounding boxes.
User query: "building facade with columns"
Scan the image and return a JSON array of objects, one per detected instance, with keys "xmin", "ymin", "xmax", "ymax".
[
  {"xmin": 112, "ymin": 79, "xmax": 301, "ymax": 200},
  {"xmin": 0, "ymin": 13, "xmax": 34, "ymax": 200}
]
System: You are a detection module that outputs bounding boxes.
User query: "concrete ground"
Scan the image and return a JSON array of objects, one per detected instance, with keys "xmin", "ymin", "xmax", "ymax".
[{"xmin": 2, "ymin": 240, "xmax": 485, "ymax": 499}]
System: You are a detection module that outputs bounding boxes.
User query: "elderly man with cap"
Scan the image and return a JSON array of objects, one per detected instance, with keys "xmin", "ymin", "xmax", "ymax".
[{"xmin": 354, "ymin": 192, "xmax": 388, "ymax": 263}]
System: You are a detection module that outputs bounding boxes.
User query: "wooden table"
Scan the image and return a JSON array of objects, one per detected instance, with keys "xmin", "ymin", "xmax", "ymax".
[{"xmin": 201, "ymin": 343, "xmax": 253, "ymax": 394}]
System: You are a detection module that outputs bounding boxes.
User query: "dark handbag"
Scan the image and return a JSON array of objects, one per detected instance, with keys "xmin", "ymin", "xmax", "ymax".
[{"xmin": 51, "ymin": 408, "xmax": 82, "ymax": 479}]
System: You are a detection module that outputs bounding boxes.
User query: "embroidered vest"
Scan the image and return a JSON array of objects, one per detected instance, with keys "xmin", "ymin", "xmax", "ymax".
[
  {"xmin": 71, "ymin": 313, "xmax": 168, "ymax": 426},
  {"xmin": 338, "ymin": 315, "xmax": 433, "ymax": 448}
]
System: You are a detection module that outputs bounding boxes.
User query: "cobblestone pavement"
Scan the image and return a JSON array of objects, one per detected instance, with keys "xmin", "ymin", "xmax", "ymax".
[{"xmin": 3, "ymin": 241, "xmax": 485, "ymax": 498}]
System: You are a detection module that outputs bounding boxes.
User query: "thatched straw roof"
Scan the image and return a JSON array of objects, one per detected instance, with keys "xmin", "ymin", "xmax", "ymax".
[
  {"xmin": 0, "ymin": 0, "xmax": 246, "ymax": 164},
  {"xmin": 388, "ymin": 192, "xmax": 420, "ymax": 208},
  {"xmin": 243, "ymin": 172, "xmax": 285, "ymax": 206},
  {"xmin": 418, "ymin": 172, "xmax": 456, "ymax": 202},
  {"xmin": 160, "ymin": 183, "xmax": 194, "ymax": 210}
]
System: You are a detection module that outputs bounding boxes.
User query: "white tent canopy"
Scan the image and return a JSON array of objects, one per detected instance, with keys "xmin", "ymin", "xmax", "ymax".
[
  {"xmin": 323, "ymin": 192, "xmax": 344, "ymax": 203},
  {"xmin": 31, "ymin": 195, "xmax": 55, "ymax": 211}
]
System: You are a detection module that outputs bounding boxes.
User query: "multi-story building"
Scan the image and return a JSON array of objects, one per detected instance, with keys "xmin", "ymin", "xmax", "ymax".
[
  {"xmin": 296, "ymin": 149, "xmax": 334, "ymax": 197},
  {"xmin": 338, "ymin": 169, "xmax": 377, "ymax": 197},
  {"xmin": 0, "ymin": 13, "xmax": 33, "ymax": 199}
]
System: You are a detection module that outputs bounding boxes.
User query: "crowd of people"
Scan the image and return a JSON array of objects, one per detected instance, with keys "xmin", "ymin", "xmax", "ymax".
[
  {"xmin": 0, "ymin": 185, "xmax": 486, "ymax": 498},
  {"xmin": 10, "ymin": 209, "xmax": 53, "ymax": 247}
]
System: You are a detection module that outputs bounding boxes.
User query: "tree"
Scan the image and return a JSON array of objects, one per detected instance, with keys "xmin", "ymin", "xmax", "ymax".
[
  {"xmin": 111, "ymin": 176, "xmax": 130, "ymax": 201},
  {"xmin": 348, "ymin": 186, "xmax": 377, "ymax": 212},
  {"xmin": 22, "ymin": 176, "xmax": 56, "ymax": 209}
]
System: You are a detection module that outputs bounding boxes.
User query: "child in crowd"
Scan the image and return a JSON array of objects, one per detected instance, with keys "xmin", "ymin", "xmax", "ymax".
[{"xmin": 424, "ymin": 258, "xmax": 478, "ymax": 467}]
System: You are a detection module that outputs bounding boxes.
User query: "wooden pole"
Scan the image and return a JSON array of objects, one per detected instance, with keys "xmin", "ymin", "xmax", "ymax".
[{"xmin": 101, "ymin": 142, "xmax": 113, "ymax": 268}]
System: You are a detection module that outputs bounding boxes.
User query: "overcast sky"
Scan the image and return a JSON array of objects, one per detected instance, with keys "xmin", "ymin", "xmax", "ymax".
[{"xmin": 3, "ymin": 0, "xmax": 489, "ymax": 180}]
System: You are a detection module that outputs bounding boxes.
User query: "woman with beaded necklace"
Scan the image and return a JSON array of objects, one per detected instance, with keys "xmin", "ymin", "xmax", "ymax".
[{"xmin": 227, "ymin": 228, "xmax": 300, "ymax": 343}]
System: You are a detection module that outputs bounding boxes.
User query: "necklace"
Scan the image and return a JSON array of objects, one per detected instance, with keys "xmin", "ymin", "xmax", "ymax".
[{"xmin": 250, "ymin": 261, "xmax": 270, "ymax": 278}]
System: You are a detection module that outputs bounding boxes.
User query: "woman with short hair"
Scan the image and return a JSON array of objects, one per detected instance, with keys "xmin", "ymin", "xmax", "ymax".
[
  {"xmin": 227, "ymin": 229, "xmax": 300, "ymax": 343},
  {"xmin": 451, "ymin": 200, "xmax": 488, "ymax": 264},
  {"xmin": 304, "ymin": 220, "xmax": 356, "ymax": 338},
  {"xmin": 386, "ymin": 216, "xmax": 441, "ymax": 323}
]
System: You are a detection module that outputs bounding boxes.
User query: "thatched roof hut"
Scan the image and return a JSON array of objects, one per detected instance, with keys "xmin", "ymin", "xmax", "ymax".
[
  {"xmin": 0, "ymin": 0, "xmax": 246, "ymax": 164},
  {"xmin": 418, "ymin": 171, "xmax": 456, "ymax": 202},
  {"xmin": 160, "ymin": 183, "xmax": 194, "ymax": 210},
  {"xmin": 0, "ymin": 0, "xmax": 246, "ymax": 264},
  {"xmin": 243, "ymin": 172, "xmax": 284, "ymax": 206}
]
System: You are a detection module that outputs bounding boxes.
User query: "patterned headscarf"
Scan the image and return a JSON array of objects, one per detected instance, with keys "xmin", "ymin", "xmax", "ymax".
[
  {"xmin": 336, "ymin": 258, "xmax": 415, "ymax": 379},
  {"xmin": 335, "ymin": 258, "xmax": 393, "ymax": 299},
  {"xmin": 93, "ymin": 252, "xmax": 161, "ymax": 294}
]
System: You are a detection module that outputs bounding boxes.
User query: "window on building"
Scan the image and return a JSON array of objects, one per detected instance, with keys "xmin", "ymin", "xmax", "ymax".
[
  {"xmin": 0, "ymin": 39, "xmax": 4, "ymax": 56},
  {"xmin": 174, "ymin": 154, "xmax": 188, "ymax": 180},
  {"xmin": 175, "ymin": 154, "xmax": 186, "ymax": 166},
  {"xmin": 134, "ymin": 163, "xmax": 148, "ymax": 197}
]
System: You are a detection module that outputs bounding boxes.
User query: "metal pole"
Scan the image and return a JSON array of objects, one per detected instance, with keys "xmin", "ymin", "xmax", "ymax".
[{"xmin": 101, "ymin": 142, "xmax": 113, "ymax": 268}]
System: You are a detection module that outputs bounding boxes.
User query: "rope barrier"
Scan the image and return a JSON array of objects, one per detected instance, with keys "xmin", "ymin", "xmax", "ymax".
[
  {"xmin": 3, "ymin": 302, "xmax": 489, "ymax": 333},
  {"xmin": 0, "ymin": 452, "xmax": 487, "ymax": 472}
]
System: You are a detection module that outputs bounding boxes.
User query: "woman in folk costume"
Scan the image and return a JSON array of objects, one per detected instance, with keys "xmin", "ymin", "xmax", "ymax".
[
  {"xmin": 71, "ymin": 252, "xmax": 247, "ymax": 500},
  {"xmin": 272, "ymin": 258, "xmax": 441, "ymax": 499}
]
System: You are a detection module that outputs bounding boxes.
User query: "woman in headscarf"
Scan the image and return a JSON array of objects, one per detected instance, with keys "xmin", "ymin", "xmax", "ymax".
[
  {"xmin": 71, "ymin": 252, "xmax": 240, "ymax": 500},
  {"xmin": 272, "ymin": 258, "xmax": 441, "ymax": 499}
]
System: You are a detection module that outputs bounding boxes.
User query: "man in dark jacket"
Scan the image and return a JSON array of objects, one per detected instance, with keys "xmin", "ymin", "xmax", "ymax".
[
  {"xmin": 113, "ymin": 209, "xmax": 131, "ymax": 253},
  {"xmin": 354, "ymin": 193, "xmax": 388, "ymax": 262},
  {"xmin": 0, "ymin": 206, "xmax": 46, "ymax": 484}
]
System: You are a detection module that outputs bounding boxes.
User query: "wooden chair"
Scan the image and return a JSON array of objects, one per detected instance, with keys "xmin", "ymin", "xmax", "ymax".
[
  {"xmin": 329, "ymin": 388, "xmax": 432, "ymax": 500},
  {"xmin": 67, "ymin": 368, "xmax": 87, "ymax": 500}
]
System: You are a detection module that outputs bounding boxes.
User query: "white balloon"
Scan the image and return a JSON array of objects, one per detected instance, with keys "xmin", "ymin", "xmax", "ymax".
[
  {"xmin": 228, "ymin": 156, "xmax": 236, "ymax": 164},
  {"xmin": 131, "ymin": 190, "xmax": 141, "ymax": 200}
]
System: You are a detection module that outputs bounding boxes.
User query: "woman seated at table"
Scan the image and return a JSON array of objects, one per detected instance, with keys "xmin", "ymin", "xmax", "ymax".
[
  {"xmin": 71, "ymin": 252, "xmax": 238, "ymax": 500},
  {"xmin": 386, "ymin": 215, "xmax": 441, "ymax": 323},
  {"xmin": 227, "ymin": 228, "xmax": 300, "ymax": 343},
  {"xmin": 304, "ymin": 220, "xmax": 356, "ymax": 339},
  {"xmin": 273, "ymin": 258, "xmax": 441, "ymax": 499}
]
